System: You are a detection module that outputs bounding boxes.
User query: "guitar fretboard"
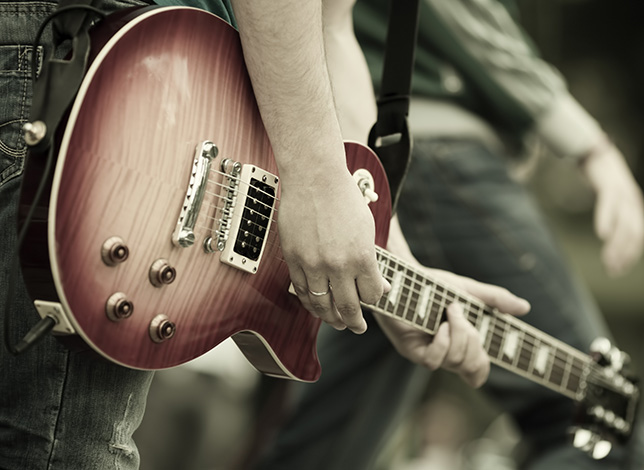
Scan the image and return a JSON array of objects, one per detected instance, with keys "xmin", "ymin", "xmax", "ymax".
[{"xmin": 369, "ymin": 247, "xmax": 597, "ymax": 400}]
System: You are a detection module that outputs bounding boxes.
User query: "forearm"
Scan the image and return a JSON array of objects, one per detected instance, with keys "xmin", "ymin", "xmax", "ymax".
[
  {"xmin": 322, "ymin": 0, "xmax": 377, "ymax": 142},
  {"xmin": 231, "ymin": 0, "xmax": 348, "ymax": 182}
]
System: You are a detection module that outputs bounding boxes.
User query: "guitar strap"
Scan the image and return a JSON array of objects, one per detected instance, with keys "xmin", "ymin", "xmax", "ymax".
[
  {"xmin": 28, "ymin": 0, "xmax": 105, "ymax": 152},
  {"xmin": 367, "ymin": 0, "xmax": 420, "ymax": 213}
]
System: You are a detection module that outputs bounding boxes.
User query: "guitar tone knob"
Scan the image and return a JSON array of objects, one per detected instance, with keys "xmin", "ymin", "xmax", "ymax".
[
  {"xmin": 101, "ymin": 236, "xmax": 129, "ymax": 266},
  {"xmin": 149, "ymin": 314, "xmax": 176, "ymax": 343},
  {"xmin": 149, "ymin": 259, "xmax": 176, "ymax": 287},
  {"xmin": 106, "ymin": 292, "xmax": 134, "ymax": 321}
]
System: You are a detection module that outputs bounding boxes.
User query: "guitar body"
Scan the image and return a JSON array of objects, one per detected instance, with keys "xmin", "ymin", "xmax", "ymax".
[{"xmin": 18, "ymin": 6, "xmax": 392, "ymax": 381}]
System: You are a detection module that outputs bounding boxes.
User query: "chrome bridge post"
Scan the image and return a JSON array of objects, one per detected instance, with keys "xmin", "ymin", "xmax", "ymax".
[{"xmin": 172, "ymin": 141, "xmax": 218, "ymax": 248}]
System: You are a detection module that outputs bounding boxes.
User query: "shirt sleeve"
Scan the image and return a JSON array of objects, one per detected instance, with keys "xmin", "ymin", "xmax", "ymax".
[{"xmin": 424, "ymin": 0, "xmax": 605, "ymax": 159}]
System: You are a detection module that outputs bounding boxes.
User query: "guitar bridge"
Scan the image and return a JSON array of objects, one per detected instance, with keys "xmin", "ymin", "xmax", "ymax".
[{"xmin": 208, "ymin": 160, "xmax": 278, "ymax": 274}]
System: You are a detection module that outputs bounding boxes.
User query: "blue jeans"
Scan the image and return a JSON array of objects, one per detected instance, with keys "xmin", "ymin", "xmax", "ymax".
[
  {"xmin": 0, "ymin": 1, "xmax": 153, "ymax": 468},
  {"xmin": 256, "ymin": 138, "xmax": 643, "ymax": 470}
]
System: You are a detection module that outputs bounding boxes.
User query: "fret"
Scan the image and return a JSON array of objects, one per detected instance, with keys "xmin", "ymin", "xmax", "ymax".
[
  {"xmin": 480, "ymin": 313, "xmax": 492, "ymax": 351},
  {"xmin": 401, "ymin": 268, "xmax": 417, "ymax": 323},
  {"xmin": 532, "ymin": 339, "xmax": 550, "ymax": 378},
  {"xmin": 470, "ymin": 303, "xmax": 484, "ymax": 336},
  {"xmin": 375, "ymin": 255, "xmax": 395, "ymax": 315},
  {"xmin": 517, "ymin": 331, "xmax": 535, "ymax": 375},
  {"xmin": 426, "ymin": 284, "xmax": 447, "ymax": 332},
  {"xmin": 460, "ymin": 297, "xmax": 473, "ymax": 324},
  {"xmin": 372, "ymin": 248, "xmax": 603, "ymax": 404},
  {"xmin": 500, "ymin": 325, "xmax": 521, "ymax": 367},
  {"xmin": 487, "ymin": 315, "xmax": 505, "ymax": 361},
  {"xmin": 407, "ymin": 278, "xmax": 421, "ymax": 328},
  {"xmin": 497, "ymin": 318, "xmax": 510, "ymax": 362},
  {"xmin": 566, "ymin": 356, "xmax": 585, "ymax": 396},
  {"xmin": 542, "ymin": 341, "xmax": 556, "ymax": 384},
  {"xmin": 560, "ymin": 353, "xmax": 573, "ymax": 393},
  {"xmin": 386, "ymin": 266, "xmax": 404, "ymax": 317},
  {"xmin": 514, "ymin": 329, "xmax": 527, "ymax": 369},
  {"xmin": 416, "ymin": 281, "xmax": 434, "ymax": 326},
  {"xmin": 548, "ymin": 348, "xmax": 567, "ymax": 389}
]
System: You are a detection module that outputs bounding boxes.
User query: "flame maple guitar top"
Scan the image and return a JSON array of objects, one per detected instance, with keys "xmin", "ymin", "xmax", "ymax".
[{"xmin": 32, "ymin": 7, "xmax": 391, "ymax": 380}]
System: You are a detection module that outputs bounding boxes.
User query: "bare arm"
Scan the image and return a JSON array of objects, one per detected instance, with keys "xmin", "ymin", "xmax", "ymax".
[{"xmin": 231, "ymin": 0, "xmax": 385, "ymax": 333}]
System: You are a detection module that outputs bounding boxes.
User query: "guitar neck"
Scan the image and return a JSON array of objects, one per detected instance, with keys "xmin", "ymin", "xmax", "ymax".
[{"xmin": 368, "ymin": 246, "xmax": 596, "ymax": 401}]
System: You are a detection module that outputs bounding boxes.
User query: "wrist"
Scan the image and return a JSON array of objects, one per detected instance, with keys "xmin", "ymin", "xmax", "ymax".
[{"xmin": 575, "ymin": 135, "xmax": 614, "ymax": 169}]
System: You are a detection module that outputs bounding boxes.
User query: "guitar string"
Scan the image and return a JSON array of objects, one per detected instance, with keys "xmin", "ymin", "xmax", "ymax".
[
  {"xmin": 381, "ymin": 284, "xmax": 620, "ymax": 392},
  {"xmin": 373, "ymin": 257, "xmax": 609, "ymax": 385},
  {"xmin": 373, "ymin": 258, "xmax": 592, "ymax": 386},
  {"xmin": 378, "ymin": 267, "xmax": 592, "ymax": 371},
  {"xmin": 187, "ymin": 169, "xmax": 633, "ymax": 394},
  {"xmin": 380, "ymin": 284, "xmax": 624, "ymax": 392}
]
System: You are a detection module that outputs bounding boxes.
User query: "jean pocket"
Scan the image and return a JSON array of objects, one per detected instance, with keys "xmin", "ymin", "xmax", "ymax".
[{"xmin": 0, "ymin": 44, "xmax": 42, "ymax": 186}]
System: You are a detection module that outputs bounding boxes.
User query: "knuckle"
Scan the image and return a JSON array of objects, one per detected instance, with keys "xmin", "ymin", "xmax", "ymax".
[
  {"xmin": 310, "ymin": 299, "xmax": 330, "ymax": 315},
  {"xmin": 359, "ymin": 288, "xmax": 383, "ymax": 306},
  {"xmin": 335, "ymin": 303, "xmax": 358, "ymax": 319},
  {"xmin": 292, "ymin": 283, "xmax": 309, "ymax": 297}
]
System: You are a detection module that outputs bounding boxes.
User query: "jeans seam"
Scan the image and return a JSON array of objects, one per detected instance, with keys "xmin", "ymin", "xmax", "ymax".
[{"xmin": 46, "ymin": 350, "xmax": 71, "ymax": 470}]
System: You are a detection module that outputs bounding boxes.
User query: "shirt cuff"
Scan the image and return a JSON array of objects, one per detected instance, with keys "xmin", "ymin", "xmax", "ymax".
[{"xmin": 534, "ymin": 93, "xmax": 605, "ymax": 161}]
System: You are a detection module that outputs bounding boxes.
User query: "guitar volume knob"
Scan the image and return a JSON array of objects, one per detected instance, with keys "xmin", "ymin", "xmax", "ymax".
[
  {"xmin": 149, "ymin": 259, "xmax": 176, "ymax": 287},
  {"xmin": 149, "ymin": 314, "xmax": 176, "ymax": 343},
  {"xmin": 101, "ymin": 237, "xmax": 129, "ymax": 266},
  {"xmin": 106, "ymin": 292, "xmax": 134, "ymax": 321}
]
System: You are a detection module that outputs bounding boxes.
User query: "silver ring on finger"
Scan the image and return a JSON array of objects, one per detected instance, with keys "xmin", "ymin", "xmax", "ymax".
[{"xmin": 308, "ymin": 284, "xmax": 331, "ymax": 297}]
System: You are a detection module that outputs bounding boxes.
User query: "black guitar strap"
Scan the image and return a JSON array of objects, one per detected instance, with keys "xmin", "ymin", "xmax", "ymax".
[
  {"xmin": 367, "ymin": 0, "xmax": 420, "ymax": 212},
  {"xmin": 27, "ymin": 0, "xmax": 105, "ymax": 152}
]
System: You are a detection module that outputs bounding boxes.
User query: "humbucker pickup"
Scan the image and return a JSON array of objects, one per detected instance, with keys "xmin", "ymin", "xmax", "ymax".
[{"xmin": 219, "ymin": 164, "xmax": 278, "ymax": 274}]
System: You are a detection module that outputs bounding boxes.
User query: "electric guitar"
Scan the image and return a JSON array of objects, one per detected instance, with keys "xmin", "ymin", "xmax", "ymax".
[{"xmin": 18, "ymin": 6, "xmax": 638, "ymax": 457}]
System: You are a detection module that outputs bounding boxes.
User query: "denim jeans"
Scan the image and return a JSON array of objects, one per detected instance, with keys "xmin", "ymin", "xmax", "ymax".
[
  {"xmin": 0, "ymin": 1, "xmax": 154, "ymax": 468},
  {"xmin": 256, "ymin": 138, "xmax": 643, "ymax": 470}
]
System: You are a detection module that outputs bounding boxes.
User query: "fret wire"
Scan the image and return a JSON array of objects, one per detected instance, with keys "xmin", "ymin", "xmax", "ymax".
[
  {"xmin": 401, "ymin": 266, "xmax": 415, "ymax": 323},
  {"xmin": 374, "ymin": 249, "xmax": 591, "ymax": 388},
  {"xmin": 471, "ymin": 303, "xmax": 482, "ymax": 329},
  {"xmin": 510, "ymin": 325, "xmax": 524, "ymax": 369},
  {"xmin": 392, "ymin": 258, "xmax": 406, "ymax": 320},
  {"xmin": 567, "ymin": 356, "xmax": 585, "ymax": 395},
  {"xmin": 482, "ymin": 311, "xmax": 493, "ymax": 352},
  {"xmin": 496, "ymin": 316, "xmax": 509, "ymax": 361},
  {"xmin": 560, "ymin": 351, "xmax": 573, "ymax": 392},
  {"xmin": 543, "ymin": 343, "xmax": 556, "ymax": 385},
  {"xmin": 487, "ymin": 314, "xmax": 502, "ymax": 358},
  {"xmin": 430, "ymin": 291, "xmax": 590, "ymax": 371},
  {"xmin": 408, "ymin": 269, "xmax": 423, "ymax": 326},
  {"xmin": 434, "ymin": 284, "xmax": 448, "ymax": 330},
  {"xmin": 375, "ymin": 255, "xmax": 395, "ymax": 315},
  {"xmin": 422, "ymin": 282, "xmax": 436, "ymax": 330},
  {"xmin": 517, "ymin": 329, "xmax": 533, "ymax": 374},
  {"xmin": 372, "ymin": 251, "xmax": 629, "ymax": 400}
]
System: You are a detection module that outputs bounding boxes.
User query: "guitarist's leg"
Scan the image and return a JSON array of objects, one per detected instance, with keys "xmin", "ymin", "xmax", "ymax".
[
  {"xmin": 396, "ymin": 137, "xmax": 643, "ymax": 469},
  {"xmin": 0, "ymin": 1, "xmax": 154, "ymax": 468}
]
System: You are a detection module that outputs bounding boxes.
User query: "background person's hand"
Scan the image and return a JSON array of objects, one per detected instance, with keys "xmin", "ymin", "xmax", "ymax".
[{"xmin": 580, "ymin": 141, "xmax": 644, "ymax": 277}]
